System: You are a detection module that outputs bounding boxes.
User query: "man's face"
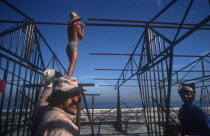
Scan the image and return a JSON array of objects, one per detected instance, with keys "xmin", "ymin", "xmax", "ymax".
[
  {"xmin": 180, "ymin": 90, "xmax": 194, "ymax": 104},
  {"xmin": 62, "ymin": 95, "xmax": 79, "ymax": 115}
]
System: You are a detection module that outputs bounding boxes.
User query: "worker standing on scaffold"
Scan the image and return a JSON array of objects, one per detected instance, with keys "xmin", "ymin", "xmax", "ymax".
[{"xmin": 66, "ymin": 12, "xmax": 85, "ymax": 76}]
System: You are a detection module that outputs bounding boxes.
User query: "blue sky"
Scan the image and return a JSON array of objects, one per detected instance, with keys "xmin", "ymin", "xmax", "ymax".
[{"xmin": 1, "ymin": 0, "xmax": 210, "ymax": 106}]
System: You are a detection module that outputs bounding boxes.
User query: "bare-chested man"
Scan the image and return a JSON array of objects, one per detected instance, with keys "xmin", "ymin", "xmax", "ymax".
[{"xmin": 66, "ymin": 12, "xmax": 85, "ymax": 76}]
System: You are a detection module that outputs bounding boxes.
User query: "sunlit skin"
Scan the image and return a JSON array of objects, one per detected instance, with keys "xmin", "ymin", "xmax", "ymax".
[
  {"xmin": 62, "ymin": 95, "xmax": 79, "ymax": 115},
  {"xmin": 67, "ymin": 20, "xmax": 85, "ymax": 77}
]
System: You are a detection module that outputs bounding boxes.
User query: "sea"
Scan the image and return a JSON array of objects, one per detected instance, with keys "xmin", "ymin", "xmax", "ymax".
[
  {"xmin": 81, "ymin": 101, "xmax": 183, "ymax": 109},
  {"xmin": 2, "ymin": 100, "xmax": 183, "ymax": 110}
]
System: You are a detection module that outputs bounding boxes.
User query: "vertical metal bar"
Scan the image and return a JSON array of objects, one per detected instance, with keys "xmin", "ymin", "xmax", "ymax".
[
  {"xmin": 200, "ymin": 58, "xmax": 205, "ymax": 107},
  {"xmin": 159, "ymin": 60, "xmax": 166, "ymax": 133},
  {"xmin": 162, "ymin": 54, "xmax": 168, "ymax": 103},
  {"xmin": 25, "ymin": 24, "xmax": 33, "ymax": 60},
  {"xmin": 4, "ymin": 61, "xmax": 16, "ymax": 135},
  {"xmin": 17, "ymin": 86, "xmax": 25, "ymax": 136},
  {"xmin": 116, "ymin": 86, "xmax": 123, "ymax": 132},
  {"xmin": 148, "ymin": 69, "xmax": 158, "ymax": 134},
  {"xmin": 23, "ymin": 69, "xmax": 33, "ymax": 135},
  {"xmin": 145, "ymin": 28, "xmax": 152, "ymax": 64},
  {"xmin": 145, "ymin": 71, "xmax": 153, "ymax": 135},
  {"xmin": 76, "ymin": 87, "xmax": 82, "ymax": 132},
  {"xmin": 153, "ymin": 33, "xmax": 159, "ymax": 56},
  {"xmin": 165, "ymin": 48, "xmax": 174, "ymax": 135},
  {"xmin": 159, "ymin": 36, "xmax": 163, "ymax": 53},
  {"xmin": 9, "ymin": 32, "xmax": 15, "ymax": 50},
  {"xmin": 202, "ymin": 88, "xmax": 207, "ymax": 110},
  {"xmin": 97, "ymin": 118, "xmax": 101, "ymax": 135},
  {"xmin": 11, "ymin": 63, "xmax": 22, "ymax": 135},
  {"xmin": 1, "ymin": 59, "xmax": 9, "ymax": 135},
  {"xmin": 81, "ymin": 90, "xmax": 95, "ymax": 136},
  {"xmin": 153, "ymin": 64, "xmax": 161, "ymax": 135},
  {"xmin": 28, "ymin": 24, "xmax": 35, "ymax": 62},
  {"xmin": 92, "ymin": 95, "xmax": 94, "ymax": 124},
  {"xmin": 15, "ymin": 28, "xmax": 22, "ymax": 54},
  {"xmin": 131, "ymin": 57, "xmax": 133, "ymax": 75},
  {"xmin": 149, "ymin": 29, "xmax": 154, "ymax": 60},
  {"xmin": 138, "ymin": 73, "xmax": 150, "ymax": 135},
  {"xmin": 0, "ymin": 36, "xmax": 5, "ymax": 47},
  {"xmin": 7, "ymin": 62, "xmax": 16, "ymax": 135},
  {"xmin": 142, "ymin": 73, "xmax": 149, "ymax": 134},
  {"xmin": 21, "ymin": 25, "xmax": 29, "ymax": 57},
  {"xmin": 34, "ymin": 32, "xmax": 46, "ymax": 70},
  {"xmin": 207, "ymin": 88, "xmax": 210, "ymax": 111},
  {"xmin": 19, "ymin": 67, "xmax": 28, "ymax": 136},
  {"xmin": 33, "ymin": 45, "xmax": 38, "ymax": 66}
]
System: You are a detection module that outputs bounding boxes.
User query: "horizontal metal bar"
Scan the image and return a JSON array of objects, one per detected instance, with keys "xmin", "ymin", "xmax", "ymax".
[
  {"xmin": 24, "ymin": 83, "xmax": 95, "ymax": 87},
  {"xmin": 1, "ymin": 20, "xmax": 210, "ymax": 30},
  {"xmin": 94, "ymin": 78, "xmax": 201, "ymax": 81},
  {"xmin": 86, "ymin": 23, "xmax": 210, "ymax": 29},
  {"xmin": 90, "ymin": 53, "xmax": 210, "ymax": 57},
  {"xmin": 88, "ymin": 18, "xmax": 210, "ymax": 27},
  {"xmin": 0, "ymin": 20, "xmax": 70, "ymax": 25},
  {"xmin": 79, "ymin": 83, "xmax": 95, "ymax": 86},
  {"xmin": 100, "ymin": 85, "xmax": 179, "ymax": 87},
  {"xmin": 23, "ymin": 84, "xmax": 44, "ymax": 87},
  {"xmin": 94, "ymin": 78, "xmax": 138, "ymax": 80},
  {"xmin": 100, "ymin": 85, "xmax": 139, "ymax": 87},
  {"xmin": 85, "ymin": 94, "xmax": 100, "ymax": 96},
  {"xmin": 95, "ymin": 69, "xmax": 210, "ymax": 72},
  {"xmin": 81, "ymin": 121, "xmax": 154, "ymax": 125}
]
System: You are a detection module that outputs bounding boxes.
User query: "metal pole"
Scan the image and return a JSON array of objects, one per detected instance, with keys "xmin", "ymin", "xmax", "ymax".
[
  {"xmin": 116, "ymin": 86, "xmax": 123, "ymax": 132},
  {"xmin": 92, "ymin": 95, "xmax": 94, "ymax": 124},
  {"xmin": 81, "ymin": 90, "xmax": 95, "ymax": 136},
  {"xmin": 76, "ymin": 86, "xmax": 82, "ymax": 132},
  {"xmin": 90, "ymin": 53, "xmax": 210, "ymax": 57}
]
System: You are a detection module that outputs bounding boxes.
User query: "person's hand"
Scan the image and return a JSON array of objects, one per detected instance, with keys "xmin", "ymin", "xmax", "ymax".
[
  {"xmin": 81, "ymin": 22, "xmax": 85, "ymax": 27},
  {"xmin": 78, "ymin": 21, "xmax": 85, "ymax": 27},
  {"xmin": 43, "ymin": 69, "xmax": 63, "ymax": 87}
]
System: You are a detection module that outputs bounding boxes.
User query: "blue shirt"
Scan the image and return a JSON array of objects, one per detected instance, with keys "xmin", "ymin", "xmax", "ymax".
[{"xmin": 178, "ymin": 102, "xmax": 210, "ymax": 136}]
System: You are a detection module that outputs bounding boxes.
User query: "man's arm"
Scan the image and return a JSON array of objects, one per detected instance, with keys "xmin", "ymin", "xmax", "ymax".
[{"xmin": 75, "ymin": 22, "xmax": 85, "ymax": 40}]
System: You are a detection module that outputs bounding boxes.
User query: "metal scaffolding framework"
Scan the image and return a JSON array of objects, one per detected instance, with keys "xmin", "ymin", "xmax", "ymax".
[{"xmin": 0, "ymin": 0, "xmax": 210, "ymax": 135}]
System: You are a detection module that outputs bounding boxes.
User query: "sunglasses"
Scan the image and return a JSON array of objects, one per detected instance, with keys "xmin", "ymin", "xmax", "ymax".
[{"xmin": 180, "ymin": 90, "xmax": 195, "ymax": 95}]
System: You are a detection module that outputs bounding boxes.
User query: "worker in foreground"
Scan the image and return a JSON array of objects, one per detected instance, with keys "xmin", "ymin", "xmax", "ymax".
[
  {"xmin": 32, "ymin": 76, "xmax": 80, "ymax": 136},
  {"xmin": 66, "ymin": 12, "xmax": 85, "ymax": 76},
  {"xmin": 178, "ymin": 82, "xmax": 210, "ymax": 136}
]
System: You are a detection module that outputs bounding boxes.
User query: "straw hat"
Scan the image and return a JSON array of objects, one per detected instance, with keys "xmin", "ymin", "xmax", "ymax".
[{"xmin": 69, "ymin": 12, "xmax": 82, "ymax": 23}]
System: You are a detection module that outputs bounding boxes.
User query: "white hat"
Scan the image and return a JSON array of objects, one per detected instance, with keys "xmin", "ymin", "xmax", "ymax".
[{"xmin": 52, "ymin": 76, "xmax": 80, "ymax": 94}]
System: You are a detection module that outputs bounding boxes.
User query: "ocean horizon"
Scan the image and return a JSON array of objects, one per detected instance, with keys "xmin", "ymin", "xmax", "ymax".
[
  {"xmin": 81, "ymin": 101, "xmax": 183, "ymax": 109},
  {"xmin": 3, "ymin": 100, "xmax": 183, "ymax": 110}
]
